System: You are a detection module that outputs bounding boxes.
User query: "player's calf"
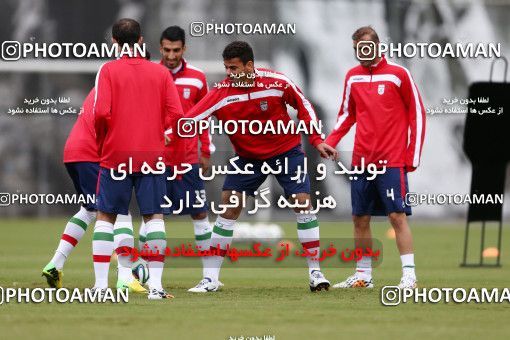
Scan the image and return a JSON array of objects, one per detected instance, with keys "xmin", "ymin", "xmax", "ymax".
[
  {"xmin": 143, "ymin": 217, "xmax": 172, "ymax": 299},
  {"xmin": 295, "ymin": 209, "xmax": 331, "ymax": 291},
  {"xmin": 42, "ymin": 206, "xmax": 96, "ymax": 287}
]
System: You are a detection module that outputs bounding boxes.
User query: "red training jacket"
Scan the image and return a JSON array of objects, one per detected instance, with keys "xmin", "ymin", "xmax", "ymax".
[
  {"xmin": 63, "ymin": 88, "xmax": 100, "ymax": 163},
  {"xmin": 185, "ymin": 68, "xmax": 323, "ymax": 160},
  {"xmin": 94, "ymin": 55, "xmax": 184, "ymax": 171},
  {"xmin": 325, "ymin": 56, "xmax": 426, "ymax": 170},
  {"xmin": 163, "ymin": 59, "xmax": 214, "ymax": 165}
]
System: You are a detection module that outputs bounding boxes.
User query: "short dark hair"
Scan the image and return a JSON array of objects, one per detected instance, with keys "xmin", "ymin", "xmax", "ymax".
[
  {"xmin": 222, "ymin": 41, "xmax": 254, "ymax": 64},
  {"xmin": 352, "ymin": 26, "xmax": 379, "ymax": 43},
  {"xmin": 112, "ymin": 18, "xmax": 141, "ymax": 46},
  {"xmin": 160, "ymin": 26, "xmax": 185, "ymax": 45}
]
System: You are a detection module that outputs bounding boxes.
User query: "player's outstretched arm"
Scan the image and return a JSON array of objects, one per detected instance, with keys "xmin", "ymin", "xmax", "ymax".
[
  {"xmin": 163, "ymin": 71, "xmax": 185, "ymax": 162},
  {"xmin": 316, "ymin": 142, "xmax": 339, "ymax": 160},
  {"xmin": 196, "ymin": 73, "xmax": 214, "ymax": 172},
  {"xmin": 164, "ymin": 71, "xmax": 185, "ymax": 135},
  {"xmin": 184, "ymin": 88, "xmax": 221, "ymax": 120},
  {"xmin": 281, "ymin": 76, "xmax": 324, "ymax": 148},
  {"xmin": 324, "ymin": 75, "xmax": 356, "ymax": 149}
]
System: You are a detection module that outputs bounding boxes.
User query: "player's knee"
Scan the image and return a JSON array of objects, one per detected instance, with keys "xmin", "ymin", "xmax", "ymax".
[
  {"xmin": 291, "ymin": 193, "xmax": 311, "ymax": 213},
  {"xmin": 221, "ymin": 208, "xmax": 241, "ymax": 220},
  {"xmin": 220, "ymin": 191, "xmax": 244, "ymax": 219},
  {"xmin": 191, "ymin": 211, "xmax": 208, "ymax": 220},
  {"xmin": 388, "ymin": 212, "xmax": 407, "ymax": 229},
  {"xmin": 143, "ymin": 213, "xmax": 163, "ymax": 223},
  {"xmin": 221, "ymin": 190, "xmax": 237, "ymax": 204},
  {"xmin": 97, "ymin": 211, "xmax": 116, "ymax": 224},
  {"xmin": 353, "ymin": 215, "xmax": 370, "ymax": 229}
]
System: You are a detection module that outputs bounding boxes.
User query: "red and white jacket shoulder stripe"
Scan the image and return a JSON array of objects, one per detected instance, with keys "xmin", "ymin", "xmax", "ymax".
[{"xmin": 326, "ymin": 57, "xmax": 426, "ymax": 169}]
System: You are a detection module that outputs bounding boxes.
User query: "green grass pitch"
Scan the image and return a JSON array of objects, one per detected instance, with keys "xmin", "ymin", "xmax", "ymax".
[{"xmin": 0, "ymin": 218, "xmax": 509, "ymax": 339}]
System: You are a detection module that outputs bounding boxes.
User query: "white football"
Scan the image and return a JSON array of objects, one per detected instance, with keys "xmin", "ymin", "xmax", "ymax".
[{"xmin": 132, "ymin": 258, "xmax": 150, "ymax": 285}]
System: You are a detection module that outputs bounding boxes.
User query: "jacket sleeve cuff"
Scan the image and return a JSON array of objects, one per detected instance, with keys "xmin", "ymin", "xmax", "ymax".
[{"xmin": 310, "ymin": 135, "xmax": 324, "ymax": 148}]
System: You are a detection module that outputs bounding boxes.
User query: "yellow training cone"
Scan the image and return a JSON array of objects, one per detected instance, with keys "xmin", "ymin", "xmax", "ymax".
[
  {"xmin": 386, "ymin": 227, "xmax": 396, "ymax": 239},
  {"xmin": 482, "ymin": 247, "xmax": 499, "ymax": 258}
]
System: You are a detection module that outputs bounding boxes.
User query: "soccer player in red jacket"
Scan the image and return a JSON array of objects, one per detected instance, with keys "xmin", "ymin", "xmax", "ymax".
[
  {"xmin": 184, "ymin": 41, "xmax": 338, "ymax": 293},
  {"xmin": 42, "ymin": 60, "xmax": 149, "ymax": 290},
  {"xmin": 138, "ymin": 26, "xmax": 216, "ymax": 283},
  {"xmin": 41, "ymin": 89, "xmax": 99, "ymax": 288},
  {"xmin": 325, "ymin": 27, "xmax": 426, "ymax": 289},
  {"xmin": 93, "ymin": 19, "xmax": 183, "ymax": 299}
]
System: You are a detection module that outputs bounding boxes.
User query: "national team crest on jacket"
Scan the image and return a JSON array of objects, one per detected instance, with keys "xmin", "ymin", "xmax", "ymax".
[
  {"xmin": 260, "ymin": 100, "xmax": 268, "ymax": 111},
  {"xmin": 378, "ymin": 84, "xmax": 385, "ymax": 95},
  {"xmin": 183, "ymin": 88, "xmax": 191, "ymax": 99}
]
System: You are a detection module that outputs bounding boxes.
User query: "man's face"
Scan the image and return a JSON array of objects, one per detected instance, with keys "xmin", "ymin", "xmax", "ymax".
[
  {"xmin": 224, "ymin": 57, "xmax": 254, "ymax": 84},
  {"xmin": 353, "ymin": 34, "xmax": 379, "ymax": 67},
  {"xmin": 160, "ymin": 39, "xmax": 186, "ymax": 69}
]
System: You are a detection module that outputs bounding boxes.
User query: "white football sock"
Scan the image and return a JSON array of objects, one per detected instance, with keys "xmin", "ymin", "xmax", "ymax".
[
  {"xmin": 138, "ymin": 220, "xmax": 147, "ymax": 251},
  {"xmin": 192, "ymin": 217, "xmax": 212, "ymax": 278},
  {"xmin": 145, "ymin": 219, "xmax": 166, "ymax": 290},
  {"xmin": 356, "ymin": 256, "xmax": 373, "ymax": 279},
  {"xmin": 92, "ymin": 220, "xmax": 114, "ymax": 289},
  {"xmin": 203, "ymin": 216, "xmax": 235, "ymax": 281},
  {"xmin": 51, "ymin": 207, "xmax": 96, "ymax": 269},
  {"xmin": 113, "ymin": 213, "xmax": 134, "ymax": 283},
  {"xmin": 296, "ymin": 212, "xmax": 321, "ymax": 275},
  {"xmin": 401, "ymin": 253, "xmax": 416, "ymax": 279}
]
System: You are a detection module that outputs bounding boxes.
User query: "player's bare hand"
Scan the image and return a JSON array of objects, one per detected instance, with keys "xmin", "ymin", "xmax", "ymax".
[
  {"xmin": 200, "ymin": 156, "xmax": 210, "ymax": 174},
  {"xmin": 316, "ymin": 143, "xmax": 338, "ymax": 160},
  {"xmin": 164, "ymin": 134, "xmax": 171, "ymax": 145}
]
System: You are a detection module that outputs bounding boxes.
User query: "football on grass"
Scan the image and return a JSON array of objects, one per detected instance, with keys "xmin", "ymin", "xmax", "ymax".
[{"xmin": 132, "ymin": 258, "xmax": 149, "ymax": 285}]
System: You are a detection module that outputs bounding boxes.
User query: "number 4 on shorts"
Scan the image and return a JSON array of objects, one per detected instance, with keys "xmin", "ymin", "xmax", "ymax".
[{"xmin": 386, "ymin": 188, "xmax": 395, "ymax": 201}]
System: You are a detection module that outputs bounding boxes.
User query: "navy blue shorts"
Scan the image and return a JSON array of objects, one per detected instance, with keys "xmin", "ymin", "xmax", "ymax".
[
  {"xmin": 351, "ymin": 167, "xmax": 412, "ymax": 216},
  {"xmin": 223, "ymin": 145, "xmax": 310, "ymax": 197},
  {"xmin": 96, "ymin": 167, "xmax": 168, "ymax": 216},
  {"xmin": 166, "ymin": 164, "xmax": 207, "ymax": 216},
  {"xmin": 65, "ymin": 162, "xmax": 100, "ymax": 211}
]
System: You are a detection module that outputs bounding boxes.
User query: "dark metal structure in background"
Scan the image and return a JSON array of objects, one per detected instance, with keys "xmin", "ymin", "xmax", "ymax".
[{"xmin": 462, "ymin": 57, "xmax": 509, "ymax": 267}]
